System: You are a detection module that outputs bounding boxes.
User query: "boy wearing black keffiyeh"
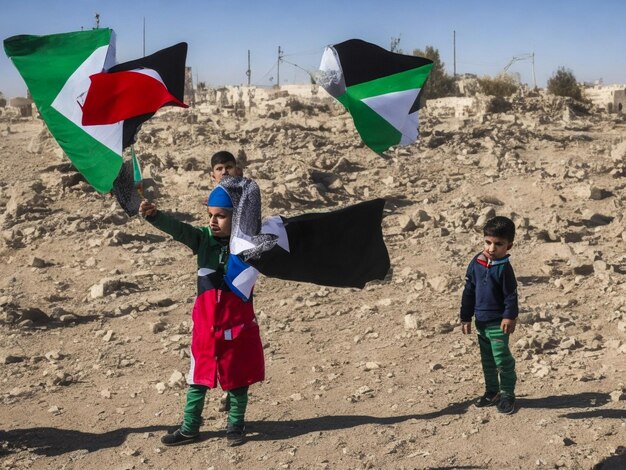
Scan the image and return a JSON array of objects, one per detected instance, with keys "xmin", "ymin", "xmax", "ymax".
[{"xmin": 139, "ymin": 183, "xmax": 265, "ymax": 447}]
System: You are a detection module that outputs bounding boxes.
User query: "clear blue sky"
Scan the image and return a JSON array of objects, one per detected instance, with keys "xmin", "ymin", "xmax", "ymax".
[{"xmin": 2, "ymin": 0, "xmax": 625, "ymax": 98}]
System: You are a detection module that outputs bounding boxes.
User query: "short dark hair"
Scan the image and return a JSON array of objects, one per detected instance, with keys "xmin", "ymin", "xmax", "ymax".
[
  {"xmin": 483, "ymin": 216, "xmax": 515, "ymax": 242},
  {"xmin": 210, "ymin": 150, "xmax": 236, "ymax": 169}
]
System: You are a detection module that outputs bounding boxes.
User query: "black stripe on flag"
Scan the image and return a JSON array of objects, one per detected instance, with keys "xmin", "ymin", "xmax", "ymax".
[
  {"xmin": 332, "ymin": 39, "xmax": 433, "ymax": 88},
  {"xmin": 109, "ymin": 42, "xmax": 188, "ymax": 148},
  {"xmin": 248, "ymin": 199, "xmax": 390, "ymax": 288}
]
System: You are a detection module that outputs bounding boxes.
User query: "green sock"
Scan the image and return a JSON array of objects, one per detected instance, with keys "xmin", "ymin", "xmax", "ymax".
[
  {"xmin": 181, "ymin": 384, "xmax": 208, "ymax": 435},
  {"xmin": 227, "ymin": 386, "xmax": 249, "ymax": 426}
]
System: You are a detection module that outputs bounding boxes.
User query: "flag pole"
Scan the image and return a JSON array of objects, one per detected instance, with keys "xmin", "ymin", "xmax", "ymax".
[{"xmin": 131, "ymin": 145, "xmax": 144, "ymax": 199}]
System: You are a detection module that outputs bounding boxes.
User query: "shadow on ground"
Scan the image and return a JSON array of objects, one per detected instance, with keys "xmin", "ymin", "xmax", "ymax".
[
  {"xmin": 593, "ymin": 446, "xmax": 626, "ymax": 470},
  {"xmin": 249, "ymin": 392, "xmax": 614, "ymax": 441},
  {"xmin": 248, "ymin": 399, "xmax": 473, "ymax": 442},
  {"xmin": 0, "ymin": 425, "xmax": 171, "ymax": 457},
  {"xmin": 561, "ymin": 409, "xmax": 626, "ymax": 420},
  {"xmin": 517, "ymin": 392, "xmax": 610, "ymax": 409},
  {"xmin": 0, "ymin": 392, "xmax": 616, "ymax": 456}
]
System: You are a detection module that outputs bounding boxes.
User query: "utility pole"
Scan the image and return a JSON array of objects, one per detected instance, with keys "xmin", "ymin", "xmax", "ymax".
[
  {"xmin": 277, "ymin": 46, "xmax": 283, "ymax": 88},
  {"xmin": 532, "ymin": 51, "xmax": 537, "ymax": 90},
  {"xmin": 143, "ymin": 17, "xmax": 146, "ymax": 57},
  {"xmin": 246, "ymin": 50, "xmax": 251, "ymax": 86},
  {"xmin": 453, "ymin": 30, "xmax": 456, "ymax": 77}
]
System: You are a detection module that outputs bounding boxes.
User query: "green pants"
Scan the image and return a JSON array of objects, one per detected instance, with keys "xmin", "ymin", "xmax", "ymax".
[
  {"xmin": 475, "ymin": 322, "xmax": 517, "ymax": 398},
  {"xmin": 180, "ymin": 385, "xmax": 249, "ymax": 435}
]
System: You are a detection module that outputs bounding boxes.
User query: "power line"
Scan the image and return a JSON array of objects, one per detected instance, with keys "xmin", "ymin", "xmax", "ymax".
[
  {"xmin": 503, "ymin": 53, "xmax": 536, "ymax": 88},
  {"xmin": 257, "ymin": 63, "xmax": 277, "ymax": 86},
  {"xmin": 281, "ymin": 47, "xmax": 324, "ymax": 58},
  {"xmin": 280, "ymin": 58, "xmax": 316, "ymax": 81}
]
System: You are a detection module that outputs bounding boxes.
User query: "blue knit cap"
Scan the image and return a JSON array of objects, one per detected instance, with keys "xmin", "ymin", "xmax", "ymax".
[{"xmin": 207, "ymin": 186, "xmax": 233, "ymax": 209}]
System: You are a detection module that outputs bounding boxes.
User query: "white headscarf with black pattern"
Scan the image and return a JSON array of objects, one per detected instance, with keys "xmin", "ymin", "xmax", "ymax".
[{"xmin": 218, "ymin": 175, "xmax": 278, "ymax": 260}]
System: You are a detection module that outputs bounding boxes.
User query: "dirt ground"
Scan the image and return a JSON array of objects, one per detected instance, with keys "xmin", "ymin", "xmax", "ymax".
[{"xmin": 1, "ymin": 90, "xmax": 625, "ymax": 470}]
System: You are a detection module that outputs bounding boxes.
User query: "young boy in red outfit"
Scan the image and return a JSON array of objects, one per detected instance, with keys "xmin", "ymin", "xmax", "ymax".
[{"xmin": 140, "ymin": 184, "xmax": 264, "ymax": 446}]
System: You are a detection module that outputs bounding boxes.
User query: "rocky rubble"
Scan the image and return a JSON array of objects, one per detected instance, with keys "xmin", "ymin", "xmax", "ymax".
[{"xmin": 0, "ymin": 89, "xmax": 625, "ymax": 469}]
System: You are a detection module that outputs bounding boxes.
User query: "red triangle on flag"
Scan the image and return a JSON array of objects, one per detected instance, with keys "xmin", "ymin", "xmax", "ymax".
[{"xmin": 81, "ymin": 68, "xmax": 187, "ymax": 126}]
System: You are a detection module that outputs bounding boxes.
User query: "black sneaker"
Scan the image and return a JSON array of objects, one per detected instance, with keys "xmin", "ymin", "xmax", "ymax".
[
  {"xmin": 475, "ymin": 392, "xmax": 500, "ymax": 408},
  {"xmin": 497, "ymin": 395, "xmax": 516, "ymax": 414},
  {"xmin": 226, "ymin": 422, "xmax": 245, "ymax": 447},
  {"xmin": 160, "ymin": 428, "xmax": 199, "ymax": 446}
]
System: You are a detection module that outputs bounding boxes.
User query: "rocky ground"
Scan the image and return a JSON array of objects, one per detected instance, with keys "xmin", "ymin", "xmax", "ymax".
[{"xmin": 0, "ymin": 90, "xmax": 625, "ymax": 470}]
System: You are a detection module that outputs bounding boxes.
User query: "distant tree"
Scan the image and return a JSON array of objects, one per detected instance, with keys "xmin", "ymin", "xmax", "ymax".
[
  {"xmin": 390, "ymin": 36, "xmax": 402, "ymax": 54},
  {"xmin": 547, "ymin": 67, "xmax": 582, "ymax": 101},
  {"xmin": 486, "ymin": 96, "xmax": 512, "ymax": 113},
  {"xmin": 0, "ymin": 91, "xmax": 5, "ymax": 108},
  {"xmin": 477, "ymin": 74, "xmax": 519, "ymax": 97},
  {"xmin": 412, "ymin": 46, "xmax": 457, "ymax": 99}
]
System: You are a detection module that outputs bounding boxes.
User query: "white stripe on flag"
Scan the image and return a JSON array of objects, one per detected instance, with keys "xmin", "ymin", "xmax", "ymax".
[
  {"xmin": 130, "ymin": 68, "xmax": 166, "ymax": 84},
  {"xmin": 399, "ymin": 111, "xmax": 419, "ymax": 145},
  {"xmin": 261, "ymin": 216, "xmax": 290, "ymax": 252},
  {"xmin": 51, "ymin": 44, "xmax": 123, "ymax": 156},
  {"xmin": 231, "ymin": 265, "xmax": 260, "ymax": 300},
  {"xmin": 362, "ymin": 88, "xmax": 421, "ymax": 134}
]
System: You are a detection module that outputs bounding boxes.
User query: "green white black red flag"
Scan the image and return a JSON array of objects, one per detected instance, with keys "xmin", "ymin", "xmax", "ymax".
[{"xmin": 318, "ymin": 39, "xmax": 433, "ymax": 153}]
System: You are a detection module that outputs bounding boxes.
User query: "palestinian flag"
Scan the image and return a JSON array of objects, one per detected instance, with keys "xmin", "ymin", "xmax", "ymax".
[
  {"xmin": 218, "ymin": 177, "xmax": 390, "ymax": 302},
  {"xmin": 4, "ymin": 29, "xmax": 122, "ymax": 193},
  {"xmin": 249, "ymin": 198, "xmax": 390, "ymax": 288},
  {"xmin": 318, "ymin": 39, "xmax": 433, "ymax": 153},
  {"xmin": 81, "ymin": 42, "xmax": 188, "ymax": 148}
]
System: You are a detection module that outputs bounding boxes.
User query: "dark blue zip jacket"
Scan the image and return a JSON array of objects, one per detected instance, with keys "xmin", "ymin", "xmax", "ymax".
[{"xmin": 460, "ymin": 253, "xmax": 518, "ymax": 323}]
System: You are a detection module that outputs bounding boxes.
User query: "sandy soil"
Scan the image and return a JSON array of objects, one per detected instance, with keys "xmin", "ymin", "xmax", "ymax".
[{"xmin": 1, "ymin": 91, "xmax": 625, "ymax": 469}]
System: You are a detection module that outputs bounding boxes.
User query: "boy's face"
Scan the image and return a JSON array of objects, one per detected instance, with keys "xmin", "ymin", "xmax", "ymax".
[
  {"xmin": 211, "ymin": 161, "xmax": 237, "ymax": 182},
  {"xmin": 483, "ymin": 235, "xmax": 512, "ymax": 260},
  {"xmin": 207, "ymin": 206, "xmax": 232, "ymax": 237}
]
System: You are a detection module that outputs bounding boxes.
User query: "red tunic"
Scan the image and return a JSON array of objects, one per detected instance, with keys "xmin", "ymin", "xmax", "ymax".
[
  {"xmin": 147, "ymin": 211, "xmax": 265, "ymax": 390},
  {"xmin": 189, "ymin": 286, "xmax": 265, "ymax": 389}
]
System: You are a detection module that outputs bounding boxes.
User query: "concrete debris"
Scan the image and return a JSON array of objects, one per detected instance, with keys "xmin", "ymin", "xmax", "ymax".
[{"xmin": 2, "ymin": 84, "xmax": 626, "ymax": 468}]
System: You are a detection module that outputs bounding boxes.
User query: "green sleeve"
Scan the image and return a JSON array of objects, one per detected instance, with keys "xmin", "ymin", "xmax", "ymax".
[{"xmin": 145, "ymin": 211, "xmax": 205, "ymax": 253}]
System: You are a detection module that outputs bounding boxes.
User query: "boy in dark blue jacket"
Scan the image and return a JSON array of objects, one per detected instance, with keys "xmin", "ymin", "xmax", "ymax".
[{"xmin": 460, "ymin": 216, "xmax": 518, "ymax": 414}]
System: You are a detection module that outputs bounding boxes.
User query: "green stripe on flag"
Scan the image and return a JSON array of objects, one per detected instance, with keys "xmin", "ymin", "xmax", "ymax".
[
  {"xmin": 45, "ymin": 106, "xmax": 124, "ymax": 192},
  {"xmin": 4, "ymin": 29, "xmax": 123, "ymax": 193},
  {"xmin": 337, "ymin": 94, "xmax": 401, "ymax": 153},
  {"xmin": 346, "ymin": 64, "xmax": 433, "ymax": 100},
  {"xmin": 335, "ymin": 64, "xmax": 433, "ymax": 153},
  {"xmin": 4, "ymin": 29, "xmax": 113, "ymax": 110}
]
